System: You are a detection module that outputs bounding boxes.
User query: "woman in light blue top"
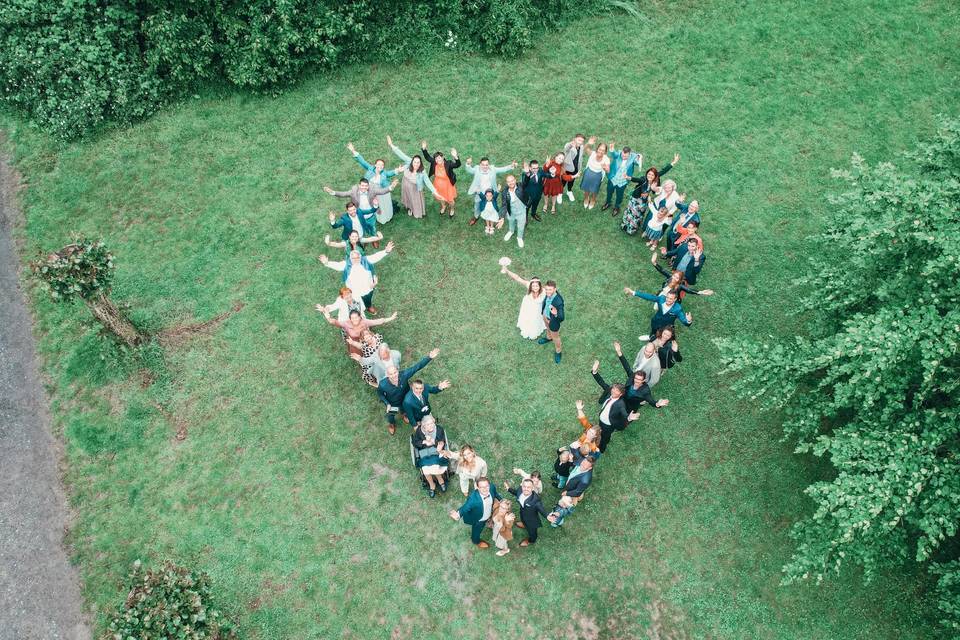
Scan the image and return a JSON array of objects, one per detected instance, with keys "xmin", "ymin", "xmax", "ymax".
[
  {"xmin": 347, "ymin": 142, "xmax": 404, "ymax": 225},
  {"xmin": 387, "ymin": 135, "xmax": 444, "ymax": 219}
]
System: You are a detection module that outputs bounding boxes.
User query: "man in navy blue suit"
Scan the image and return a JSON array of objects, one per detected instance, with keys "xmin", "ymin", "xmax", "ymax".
[
  {"xmin": 449, "ymin": 477, "xmax": 503, "ymax": 549},
  {"xmin": 377, "ymin": 348, "xmax": 440, "ymax": 435},
  {"xmin": 537, "ymin": 280, "xmax": 565, "ymax": 364},
  {"xmin": 402, "ymin": 378, "xmax": 451, "ymax": 427}
]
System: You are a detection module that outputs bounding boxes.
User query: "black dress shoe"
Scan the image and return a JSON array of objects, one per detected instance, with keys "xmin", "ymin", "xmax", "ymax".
[
  {"xmin": 613, "ymin": 207, "xmax": 620, "ymax": 217},
  {"xmin": 440, "ymin": 483, "xmax": 448, "ymax": 493},
  {"xmin": 532, "ymin": 213, "xmax": 542, "ymax": 222},
  {"xmin": 601, "ymin": 203, "xmax": 611, "ymax": 211},
  {"xmin": 428, "ymin": 489, "xmax": 436, "ymax": 498}
]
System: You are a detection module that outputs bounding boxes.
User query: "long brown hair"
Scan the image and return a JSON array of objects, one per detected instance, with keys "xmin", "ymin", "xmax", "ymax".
[
  {"xmin": 459, "ymin": 445, "xmax": 477, "ymax": 471},
  {"xmin": 528, "ymin": 277, "xmax": 543, "ymax": 296}
]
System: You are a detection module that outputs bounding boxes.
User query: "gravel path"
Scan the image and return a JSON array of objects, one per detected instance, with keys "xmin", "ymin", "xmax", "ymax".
[{"xmin": 0, "ymin": 153, "xmax": 91, "ymax": 640}]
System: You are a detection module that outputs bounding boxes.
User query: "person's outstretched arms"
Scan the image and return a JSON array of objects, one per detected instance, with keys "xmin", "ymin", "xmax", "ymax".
[
  {"xmin": 366, "ymin": 311, "xmax": 398, "ymax": 327},
  {"xmin": 500, "ymin": 266, "xmax": 530, "ymax": 287}
]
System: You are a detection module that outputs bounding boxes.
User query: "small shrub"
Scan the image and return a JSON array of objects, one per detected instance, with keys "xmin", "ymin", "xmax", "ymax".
[
  {"xmin": 32, "ymin": 238, "xmax": 146, "ymax": 347},
  {"xmin": 105, "ymin": 560, "xmax": 236, "ymax": 640}
]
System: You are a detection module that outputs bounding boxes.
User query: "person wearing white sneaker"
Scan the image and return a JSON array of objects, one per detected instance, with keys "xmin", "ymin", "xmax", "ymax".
[
  {"xmin": 500, "ymin": 174, "xmax": 529, "ymax": 249},
  {"xmin": 563, "ymin": 134, "xmax": 594, "ymax": 201}
]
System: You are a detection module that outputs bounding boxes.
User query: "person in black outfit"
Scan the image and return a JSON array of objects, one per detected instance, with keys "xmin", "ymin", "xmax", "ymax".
[
  {"xmin": 377, "ymin": 348, "xmax": 440, "ymax": 435},
  {"xmin": 504, "ymin": 478, "xmax": 550, "ymax": 546},
  {"xmin": 650, "ymin": 327, "xmax": 683, "ymax": 371},
  {"xmin": 589, "ymin": 365, "xmax": 640, "ymax": 453},
  {"xmin": 610, "ymin": 341, "xmax": 671, "ymax": 409},
  {"xmin": 521, "ymin": 159, "xmax": 545, "ymax": 222}
]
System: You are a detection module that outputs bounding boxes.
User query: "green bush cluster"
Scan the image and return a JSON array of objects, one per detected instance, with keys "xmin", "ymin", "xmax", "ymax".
[
  {"xmin": 0, "ymin": 0, "xmax": 597, "ymax": 139},
  {"xmin": 105, "ymin": 560, "xmax": 235, "ymax": 640},
  {"xmin": 31, "ymin": 238, "xmax": 114, "ymax": 302},
  {"xmin": 716, "ymin": 116, "xmax": 960, "ymax": 633}
]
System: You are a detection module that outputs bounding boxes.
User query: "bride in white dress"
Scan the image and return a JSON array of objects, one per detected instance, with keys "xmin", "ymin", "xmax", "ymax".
[{"xmin": 500, "ymin": 265, "xmax": 547, "ymax": 340}]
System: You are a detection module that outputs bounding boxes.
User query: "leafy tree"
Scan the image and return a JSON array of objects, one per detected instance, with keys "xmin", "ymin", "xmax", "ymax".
[
  {"xmin": 716, "ymin": 117, "xmax": 960, "ymax": 630},
  {"xmin": 31, "ymin": 238, "xmax": 146, "ymax": 347}
]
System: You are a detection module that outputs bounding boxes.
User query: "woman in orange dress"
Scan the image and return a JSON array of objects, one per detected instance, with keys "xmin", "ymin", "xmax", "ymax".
[{"xmin": 420, "ymin": 141, "xmax": 461, "ymax": 217}]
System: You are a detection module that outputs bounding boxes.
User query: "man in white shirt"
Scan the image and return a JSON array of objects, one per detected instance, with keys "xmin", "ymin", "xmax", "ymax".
[
  {"xmin": 589, "ymin": 366, "xmax": 640, "ymax": 453},
  {"xmin": 500, "ymin": 174, "xmax": 530, "ymax": 248},
  {"xmin": 504, "ymin": 478, "xmax": 550, "ymax": 546},
  {"xmin": 449, "ymin": 477, "xmax": 503, "ymax": 548}
]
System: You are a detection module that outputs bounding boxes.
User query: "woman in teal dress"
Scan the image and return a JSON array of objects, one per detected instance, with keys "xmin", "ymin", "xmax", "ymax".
[{"xmin": 347, "ymin": 142, "xmax": 404, "ymax": 224}]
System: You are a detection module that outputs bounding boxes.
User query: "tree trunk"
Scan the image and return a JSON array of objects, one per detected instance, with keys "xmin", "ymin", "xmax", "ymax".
[{"xmin": 85, "ymin": 293, "xmax": 146, "ymax": 347}]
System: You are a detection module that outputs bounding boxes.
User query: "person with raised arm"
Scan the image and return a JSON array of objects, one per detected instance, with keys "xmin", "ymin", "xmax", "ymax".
[
  {"xmin": 387, "ymin": 135, "xmax": 446, "ymax": 219},
  {"xmin": 324, "ymin": 228, "xmax": 383, "ymax": 256},
  {"xmin": 562, "ymin": 134, "xmax": 594, "ymax": 202},
  {"xmin": 420, "ymin": 140, "xmax": 461, "ymax": 218},
  {"xmin": 521, "ymin": 159, "xmax": 545, "ymax": 222},
  {"xmin": 449, "ymin": 477, "xmax": 504, "ymax": 549},
  {"xmin": 621, "ymin": 154, "xmax": 679, "ymax": 235},
  {"xmin": 319, "ymin": 308, "xmax": 397, "ymax": 357},
  {"xmin": 588, "ymin": 363, "xmax": 642, "ymax": 453},
  {"xmin": 503, "ymin": 478, "xmax": 550, "ymax": 548},
  {"xmin": 346, "ymin": 142, "xmax": 405, "ymax": 225},
  {"xmin": 500, "ymin": 263, "xmax": 547, "ymax": 340},
  {"xmin": 651, "ymin": 252, "xmax": 714, "ymax": 301},
  {"xmin": 667, "ymin": 198, "xmax": 701, "ymax": 249},
  {"xmin": 611, "ymin": 341, "xmax": 670, "ymax": 410},
  {"xmin": 623, "ymin": 286, "xmax": 692, "ymax": 335},
  {"xmin": 318, "ymin": 242, "xmax": 395, "ymax": 315},
  {"xmin": 323, "ymin": 178, "xmax": 398, "ymax": 245},
  {"xmin": 441, "ymin": 444, "xmax": 489, "ymax": 497},
  {"xmin": 662, "ymin": 235, "xmax": 707, "ymax": 286},
  {"xmin": 329, "ymin": 202, "xmax": 367, "ymax": 242},
  {"xmin": 402, "ymin": 378, "xmax": 452, "ymax": 427},
  {"xmin": 602, "ymin": 143, "xmax": 641, "ymax": 217},
  {"xmin": 500, "ymin": 174, "xmax": 530, "ymax": 248},
  {"xmin": 541, "ymin": 152, "xmax": 576, "ymax": 215},
  {"xmin": 376, "ymin": 348, "xmax": 441, "ymax": 435},
  {"xmin": 464, "ymin": 155, "xmax": 517, "ymax": 226}
]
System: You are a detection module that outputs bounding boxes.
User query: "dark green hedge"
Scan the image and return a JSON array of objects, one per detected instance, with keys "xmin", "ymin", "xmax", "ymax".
[{"xmin": 0, "ymin": 0, "xmax": 594, "ymax": 139}]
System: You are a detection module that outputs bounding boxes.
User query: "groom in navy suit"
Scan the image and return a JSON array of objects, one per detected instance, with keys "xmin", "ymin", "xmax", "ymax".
[
  {"xmin": 537, "ymin": 280, "xmax": 565, "ymax": 364},
  {"xmin": 449, "ymin": 477, "xmax": 502, "ymax": 548}
]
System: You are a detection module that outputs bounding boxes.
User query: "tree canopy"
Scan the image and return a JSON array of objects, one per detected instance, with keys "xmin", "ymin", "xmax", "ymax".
[{"xmin": 717, "ymin": 117, "xmax": 960, "ymax": 632}]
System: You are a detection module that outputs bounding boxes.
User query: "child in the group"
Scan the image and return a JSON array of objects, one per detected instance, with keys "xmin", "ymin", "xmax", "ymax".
[
  {"xmin": 512, "ymin": 467, "xmax": 544, "ymax": 494},
  {"xmin": 478, "ymin": 188, "xmax": 501, "ymax": 236},
  {"xmin": 553, "ymin": 447, "xmax": 575, "ymax": 488},
  {"xmin": 642, "ymin": 206, "xmax": 672, "ymax": 251},
  {"xmin": 547, "ymin": 495, "xmax": 575, "ymax": 527},
  {"xmin": 491, "ymin": 498, "xmax": 516, "ymax": 557}
]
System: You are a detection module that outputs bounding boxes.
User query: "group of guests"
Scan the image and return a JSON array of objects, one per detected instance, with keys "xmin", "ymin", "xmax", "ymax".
[{"xmin": 314, "ymin": 132, "xmax": 713, "ymax": 555}]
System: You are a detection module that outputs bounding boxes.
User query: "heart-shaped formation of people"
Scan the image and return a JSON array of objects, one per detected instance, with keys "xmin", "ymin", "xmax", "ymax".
[{"xmin": 315, "ymin": 134, "xmax": 710, "ymax": 556}]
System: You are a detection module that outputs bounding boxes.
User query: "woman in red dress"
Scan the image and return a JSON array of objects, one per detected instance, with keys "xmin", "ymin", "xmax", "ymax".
[{"xmin": 542, "ymin": 151, "xmax": 576, "ymax": 215}]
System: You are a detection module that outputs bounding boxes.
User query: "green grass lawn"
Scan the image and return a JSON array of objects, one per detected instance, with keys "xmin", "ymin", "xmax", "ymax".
[{"xmin": 6, "ymin": 0, "xmax": 960, "ymax": 637}]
